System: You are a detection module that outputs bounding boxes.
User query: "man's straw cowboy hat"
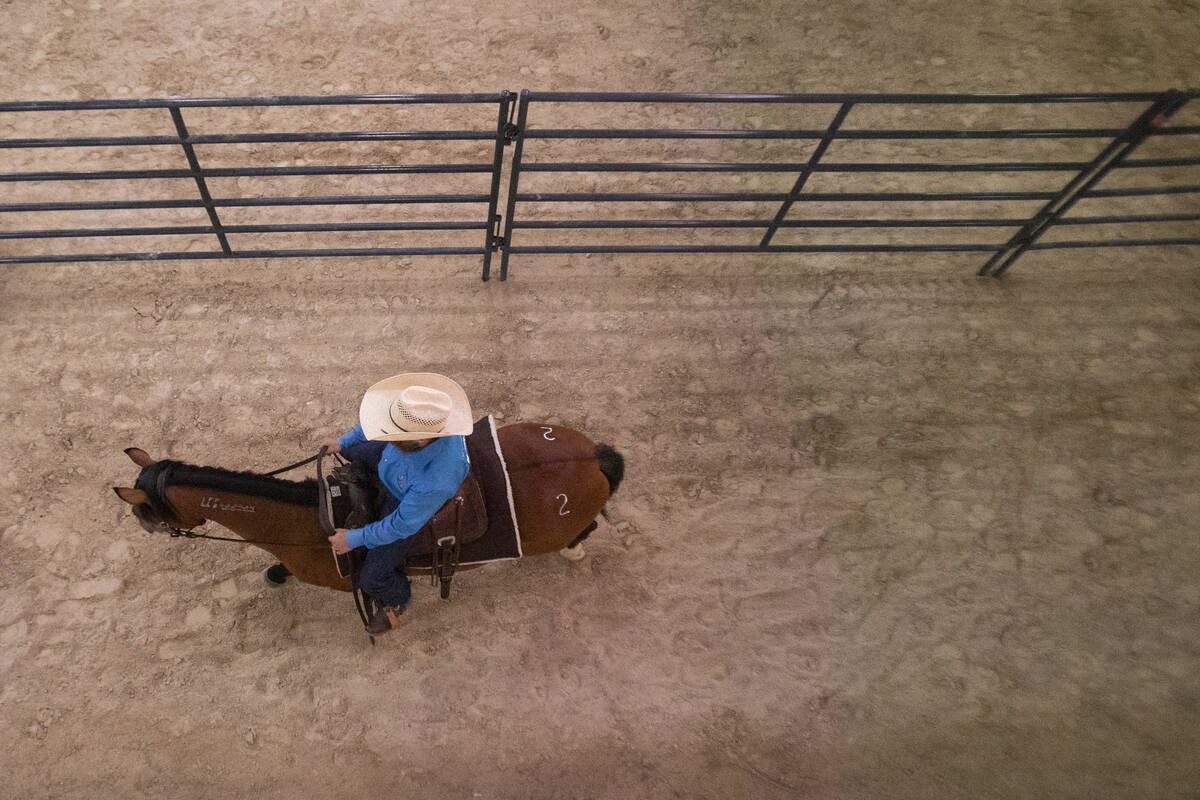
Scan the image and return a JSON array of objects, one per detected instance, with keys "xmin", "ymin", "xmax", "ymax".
[{"xmin": 358, "ymin": 373, "xmax": 473, "ymax": 441}]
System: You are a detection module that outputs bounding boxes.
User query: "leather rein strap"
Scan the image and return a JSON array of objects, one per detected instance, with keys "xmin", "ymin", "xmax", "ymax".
[{"xmin": 264, "ymin": 453, "xmax": 319, "ymax": 476}]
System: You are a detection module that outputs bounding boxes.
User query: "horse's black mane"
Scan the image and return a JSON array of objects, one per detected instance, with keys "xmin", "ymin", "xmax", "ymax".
[{"xmin": 135, "ymin": 460, "xmax": 319, "ymax": 509}]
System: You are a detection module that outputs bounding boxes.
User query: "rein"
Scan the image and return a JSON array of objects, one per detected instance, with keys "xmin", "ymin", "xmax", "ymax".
[
  {"xmin": 164, "ymin": 527, "xmax": 328, "ymax": 548},
  {"xmin": 263, "ymin": 453, "xmax": 319, "ymax": 476}
]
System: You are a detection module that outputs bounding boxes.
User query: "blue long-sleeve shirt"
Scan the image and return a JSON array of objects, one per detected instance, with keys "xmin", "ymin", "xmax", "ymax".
[{"xmin": 337, "ymin": 424, "xmax": 470, "ymax": 549}]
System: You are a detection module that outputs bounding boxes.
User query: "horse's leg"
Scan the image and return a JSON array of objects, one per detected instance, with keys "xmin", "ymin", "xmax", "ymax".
[
  {"xmin": 559, "ymin": 520, "xmax": 598, "ymax": 561},
  {"xmin": 262, "ymin": 563, "xmax": 293, "ymax": 588}
]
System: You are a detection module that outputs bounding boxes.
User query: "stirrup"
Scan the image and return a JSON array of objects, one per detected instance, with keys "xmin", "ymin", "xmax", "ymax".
[
  {"xmin": 364, "ymin": 605, "xmax": 403, "ymax": 636},
  {"xmin": 433, "ymin": 535, "xmax": 460, "ymax": 600}
]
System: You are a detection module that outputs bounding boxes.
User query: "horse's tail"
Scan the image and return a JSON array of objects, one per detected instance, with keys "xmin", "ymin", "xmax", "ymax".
[
  {"xmin": 563, "ymin": 444, "xmax": 625, "ymax": 552},
  {"xmin": 595, "ymin": 444, "xmax": 625, "ymax": 495}
]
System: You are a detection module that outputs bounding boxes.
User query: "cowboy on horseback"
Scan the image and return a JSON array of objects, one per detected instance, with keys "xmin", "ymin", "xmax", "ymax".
[{"xmin": 324, "ymin": 373, "xmax": 472, "ymax": 636}]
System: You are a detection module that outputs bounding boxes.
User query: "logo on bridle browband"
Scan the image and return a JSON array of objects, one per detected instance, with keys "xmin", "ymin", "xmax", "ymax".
[{"xmin": 200, "ymin": 496, "xmax": 256, "ymax": 513}]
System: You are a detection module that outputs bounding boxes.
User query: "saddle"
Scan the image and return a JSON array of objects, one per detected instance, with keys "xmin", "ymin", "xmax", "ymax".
[{"xmin": 320, "ymin": 457, "xmax": 488, "ymax": 598}]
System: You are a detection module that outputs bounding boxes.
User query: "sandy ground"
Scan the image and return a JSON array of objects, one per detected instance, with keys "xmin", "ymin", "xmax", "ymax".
[{"xmin": 2, "ymin": 1, "xmax": 1200, "ymax": 798}]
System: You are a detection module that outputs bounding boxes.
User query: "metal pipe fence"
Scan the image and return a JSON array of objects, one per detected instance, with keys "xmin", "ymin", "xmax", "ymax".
[
  {"xmin": 498, "ymin": 89, "xmax": 1200, "ymax": 279},
  {"xmin": 2, "ymin": 89, "xmax": 1197, "ymax": 280},
  {"xmin": 1, "ymin": 93, "xmax": 514, "ymax": 274}
]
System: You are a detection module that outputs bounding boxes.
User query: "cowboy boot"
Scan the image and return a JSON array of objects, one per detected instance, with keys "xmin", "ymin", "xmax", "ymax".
[{"xmin": 364, "ymin": 605, "xmax": 404, "ymax": 636}]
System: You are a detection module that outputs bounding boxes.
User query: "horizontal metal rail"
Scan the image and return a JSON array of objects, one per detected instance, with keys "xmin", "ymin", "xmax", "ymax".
[
  {"xmin": 1, "ymin": 194, "xmax": 491, "ymax": 212},
  {"xmin": 499, "ymin": 244, "xmax": 1007, "ymax": 253},
  {"xmin": 0, "ymin": 247, "xmax": 488, "ymax": 265},
  {"xmin": 0, "ymin": 221, "xmax": 488, "ymax": 240},
  {"xmin": 9, "ymin": 213, "xmax": 1192, "ymax": 240},
  {"xmin": 513, "ymin": 190, "xmax": 1063, "ymax": 202},
  {"xmin": 8, "ymin": 238, "xmax": 1194, "ymax": 264},
  {"xmin": 0, "ymin": 164, "xmax": 497, "ymax": 181},
  {"xmin": 1026, "ymin": 237, "xmax": 1200, "ymax": 249},
  {"xmin": 512, "ymin": 186, "xmax": 1200, "ymax": 203},
  {"xmin": 1074, "ymin": 185, "xmax": 1200, "ymax": 198},
  {"xmin": 1053, "ymin": 212, "xmax": 1200, "ymax": 225},
  {"xmin": 517, "ymin": 157, "xmax": 1200, "ymax": 173},
  {"xmin": 0, "ymin": 94, "xmax": 507, "ymax": 111},
  {"xmin": 0, "ymin": 131, "xmax": 497, "ymax": 148},
  {"xmin": 505, "ymin": 240, "xmax": 1200, "ymax": 255},
  {"xmin": 512, "ymin": 218, "xmax": 1026, "ymax": 229},
  {"xmin": 522, "ymin": 126, "xmax": 1200, "ymax": 140},
  {"xmin": 523, "ymin": 91, "xmax": 1184, "ymax": 103},
  {"xmin": 510, "ymin": 213, "xmax": 1200, "ymax": 229},
  {"xmin": 6, "ymin": 156, "xmax": 1192, "ymax": 184}
]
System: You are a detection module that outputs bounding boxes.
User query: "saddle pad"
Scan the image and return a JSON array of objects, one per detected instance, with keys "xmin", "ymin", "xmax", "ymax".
[{"xmin": 408, "ymin": 415, "xmax": 522, "ymax": 568}]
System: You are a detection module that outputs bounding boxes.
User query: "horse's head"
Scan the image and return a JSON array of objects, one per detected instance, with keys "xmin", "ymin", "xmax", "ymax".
[{"xmin": 113, "ymin": 448, "xmax": 206, "ymax": 533}]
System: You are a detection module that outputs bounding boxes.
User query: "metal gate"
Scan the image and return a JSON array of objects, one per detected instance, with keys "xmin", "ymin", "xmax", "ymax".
[
  {"xmin": 3, "ymin": 90, "xmax": 1197, "ymax": 280},
  {"xmin": 0, "ymin": 93, "xmax": 515, "ymax": 275}
]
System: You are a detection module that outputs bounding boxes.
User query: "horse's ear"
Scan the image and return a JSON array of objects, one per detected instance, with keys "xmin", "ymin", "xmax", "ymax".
[
  {"xmin": 125, "ymin": 448, "xmax": 155, "ymax": 467},
  {"xmin": 114, "ymin": 487, "xmax": 149, "ymax": 505}
]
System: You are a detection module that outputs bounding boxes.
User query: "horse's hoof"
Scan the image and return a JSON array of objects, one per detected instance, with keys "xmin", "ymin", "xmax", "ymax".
[
  {"xmin": 262, "ymin": 564, "xmax": 290, "ymax": 588},
  {"xmin": 558, "ymin": 544, "xmax": 586, "ymax": 561}
]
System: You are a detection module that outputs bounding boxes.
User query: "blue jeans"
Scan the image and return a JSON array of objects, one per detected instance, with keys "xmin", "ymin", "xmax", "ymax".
[
  {"xmin": 358, "ymin": 535, "xmax": 413, "ymax": 609},
  {"xmin": 342, "ymin": 440, "xmax": 411, "ymax": 609}
]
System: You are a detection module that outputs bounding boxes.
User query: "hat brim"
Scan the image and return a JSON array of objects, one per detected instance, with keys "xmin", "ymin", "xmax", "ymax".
[{"xmin": 358, "ymin": 373, "xmax": 473, "ymax": 441}]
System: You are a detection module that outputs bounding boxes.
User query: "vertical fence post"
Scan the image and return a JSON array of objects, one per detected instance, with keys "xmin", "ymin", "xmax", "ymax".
[
  {"xmin": 482, "ymin": 91, "xmax": 514, "ymax": 281},
  {"xmin": 759, "ymin": 101, "xmax": 854, "ymax": 248},
  {"xmin": 167, "ymin": 104, "xmax": 232, "ymax": 254},
  {"xmin": 980, "ymin": 89, "xmax": 1188, "ymax": 277},
  {"xmin": 497, "ymin": 90, "xmax": 531, "ymax": 281}
]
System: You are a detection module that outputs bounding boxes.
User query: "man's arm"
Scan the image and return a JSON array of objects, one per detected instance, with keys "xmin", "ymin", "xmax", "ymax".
[
  {"xmin": 337, "ymin": 424, "xmax": 366, "ymax": 451},
  {"xmin": 324, "ymin": 423, "xmax": 372, "ymax": 554},
  {"xmin": 344, "ymin": 483, "xmax": 456, "ymax": 549},
  {"xmin": 322, "ymin": 423, "xmax": 368, "ymax": 454}
]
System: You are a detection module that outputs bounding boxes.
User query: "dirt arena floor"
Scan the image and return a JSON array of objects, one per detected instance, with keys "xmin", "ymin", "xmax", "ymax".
[{"xmin": 2, "ymin": 1, "xmax": 1199, "ymax": 798}]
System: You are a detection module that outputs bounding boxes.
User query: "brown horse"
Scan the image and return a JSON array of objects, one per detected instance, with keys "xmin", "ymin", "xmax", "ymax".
[{"xmin": 113, "ymin": 423, "xmax": 624, "ymax": 593}]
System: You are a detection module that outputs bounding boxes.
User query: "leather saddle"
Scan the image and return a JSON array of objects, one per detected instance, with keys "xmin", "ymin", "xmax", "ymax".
[{"xmin": 322, "ymin": 459, "xmax": 488, "ymax": 559}]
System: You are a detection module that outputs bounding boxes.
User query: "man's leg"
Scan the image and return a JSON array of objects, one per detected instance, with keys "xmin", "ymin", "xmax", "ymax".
[
  {"xmin": 342, "ymin": 441, "xmax": 408, "ymax": 633},
  {"xmin": 359, "ymin": 536, "xmax": 413, "ymax": 634}
]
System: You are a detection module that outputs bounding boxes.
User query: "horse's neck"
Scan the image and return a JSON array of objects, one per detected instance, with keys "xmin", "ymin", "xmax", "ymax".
[{"xmin": 166, "ymin": 484, "xmax": 321, "ymax": 543}]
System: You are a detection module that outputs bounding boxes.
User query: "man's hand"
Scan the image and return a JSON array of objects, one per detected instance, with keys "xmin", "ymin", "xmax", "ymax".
[
  {"xmin": 329, "ymin": 528, "xmax": 352, "ymax": 555},
  {"xmin": 322, "ymin": 436, "xmax": 342, "ymax": 455}
]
